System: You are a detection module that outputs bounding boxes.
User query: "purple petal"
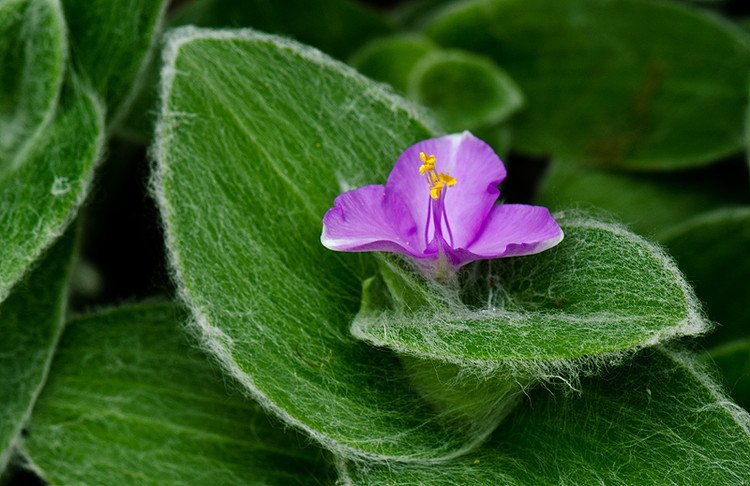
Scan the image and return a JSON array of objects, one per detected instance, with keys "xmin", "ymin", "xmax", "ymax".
[
  {"xmin": 321, "ymin": 185, "xmax": 423, "ymax": 257},
  {"xmin": 440, "ymin": 132, "xmax": 508, "ymax": 249},
  {"xmin": 385, "ymin": 132, "xmax": 506, "ymax": 249},
  {"xmin": 448, "ymin": 204, "xmax": 563, "ymax": 266}
]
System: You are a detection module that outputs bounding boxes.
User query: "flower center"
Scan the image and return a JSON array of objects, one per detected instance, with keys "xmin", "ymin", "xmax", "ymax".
[{"xmin": 418, "ymin": 152, "xmax": 457, "ymax": 249}]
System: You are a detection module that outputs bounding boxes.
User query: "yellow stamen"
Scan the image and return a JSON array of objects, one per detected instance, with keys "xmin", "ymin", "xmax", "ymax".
[
  {"xmin": 438, "ymin": 173, "xmax": 456, "ymax": 187},
  {"xmin": 419, "ymin": 151, "xmax": 436, "ymax": 174},
  {"xmin": 418, "ymin": 153, "xmax": 457, "ymax": 200},
  {"xmin": 430, "ymin": 181, "xmax": 444, "ymax": 200}
]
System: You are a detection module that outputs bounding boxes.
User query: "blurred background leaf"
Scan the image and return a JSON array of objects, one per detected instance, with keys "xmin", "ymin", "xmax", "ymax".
[
  {"xmin": 60, "ymin": 0, "xmax": 168, "ymax": 125},
  {"xmin": 661, "ymin": 208, "xmax": 750, "ymax": 347},
  {"xmin": 424, "ymin": 0, "xmax": 750, "ymax": 170},
  {"xmin": 118, "ymin": 0, "xmax": 394, "ymax": 142},
  {"xmin": 0, "ymin": 78, "xmax": 103, "ymax": 305},
  {"xmin": 705, "ymin": 340, "xmax": 750, "ymax": 411},
  {"xmin": 0, "ymin": 0, "xmax": 64, "ymax": 168}
]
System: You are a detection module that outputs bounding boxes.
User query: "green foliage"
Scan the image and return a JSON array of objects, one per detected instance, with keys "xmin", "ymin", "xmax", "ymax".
[
  {"xmin": 60, "ymin": 0, "xmax": 167, "ymax": 123},
  {"xmin": 351, "ymin": 36, "xmax": 523, "ymax": 133},
  {"xmin": 537, "ymin": 162, "xmax": 748, "ymax": 238},
  {"xmin": 155, "ymin": 27, "xmax": 506, "ymax": 461},
  {"xmin": 1, "ymin": 0, "xmax": 749, "ymax": 483},
  {"xmin": 22, "ymin": 303, "xmax": 334, "ymax": 485},
  {"xmin": 425, "ymin": 0, "xmax": 750, "ymax": 169},
  {"xmin": 0, "ymin": 78, "xmax": 103, "ymax": 304},
  {"xmin": 707, "ymin": 340, "xmax": 750, "ymax": 411},
  {"xmin": 0, "ymin": 233, "xmax": 75, "ymax": 472},
  {"xmin": 350, "ymin": 35, "xmax": 436, "ymax": 93},
  {"xmin": 407, "ymin": 50, "xmax": 522, "ymax": 131},
  {"xmin": 661, "ymin": 208, "xmax": 750, "ymax": 347},
  {"xmin": 119, "ymin": 0, "xmax": 394, "ymax": 141},
  {"xmin": 171, "ymin": 0, "xmax": 393, "ymax": 60},
  {"xmin": 342, "ymin": 349, "xmax": 750, "ymax": 484},
  {"xmin": 0, "ymin": 0, "xmax": 64, "ymax": 167},
  {"xmin": 354, "ymin": 214, "xmax": 707, "ymax": 374}
]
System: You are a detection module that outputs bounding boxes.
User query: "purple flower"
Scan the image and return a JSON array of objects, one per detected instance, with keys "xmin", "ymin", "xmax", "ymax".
[{"xmin": 321, "ymin": 132, "xmax": 563, "ymax": 270}]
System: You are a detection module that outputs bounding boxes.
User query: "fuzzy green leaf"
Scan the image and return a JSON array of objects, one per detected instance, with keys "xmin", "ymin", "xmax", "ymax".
[
  {"xmin": 60, "ymin": 0, "xmax": 167, "ymax": 121},
  {"xmin": 536, "ymin": 162, "xmax": 749, "ymax": 238},
  {"xmin": 0, "ymin": 0, "xmax": 64, "ymax": 170},
  {"xmin": 22, "ymin": 303, "xmax": 334, "ymax": 485},
  {"xmin": 0, "ymin": 78, "xmax": 103, "ymax": 304},
  {"xmin": 0, "ymin": 233, "xmax": 76, "ymax": 473},
  {"xmin": 661, "ymin": 208, "xmax": 750, "ymax": 346},
  {"xmin": 353, "ymin": 214, "xmax": 707, "ymax": 374},
  {"xmin": 341, "ymin": 349, "xmax": 750, "ymax": 484},
  {"xmin": 154, "ymin": 27, "xmax": 515, "ymax": 461},
  {"xmin": 425, "ymin": 0, "xmax": 750, "ymax": 169}
]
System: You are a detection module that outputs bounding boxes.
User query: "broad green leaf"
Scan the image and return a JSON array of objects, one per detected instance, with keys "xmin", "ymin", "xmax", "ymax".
[
  {"xmin": 353, "ymin": 214, "xmax": 707, "ymax": 373},
  {"xmin": 350, "ymin": 35, "xmax": 437, "ymax": 93},
  {"xmin": 406, "ymin": 49, "xmax": 523, "ymax": 131},
  {"xmin": 22, "ymin": 303, "xmax": 334, "ymax": 485},
  {"xmin": 60, "ymin": 0, "xmax": 167, "ymax": 122},
  {"xmin": 707, "ymin": 340, "xmax": 750, "ymax": 411},
  {"xmin": 0, "ymin": 0, "xmax": 64, "ymax": 171},
  {"xmin": 536, "ymin": 161, "xmax": 749, "ymax": 238},
  {"xmin": 341, "ymin": 349, "xmax": 750, "ymax": 484},
  {"xmin": 0, "ymin": 232, "xmax": 76, "ymax": 472},
  {"xmin": 0, "ymin": 78, "xmax": 103, "ymax": 304},
  {"xmin": 155, "ymin": 27, "xmax": 512, "ymax": 461},
  {"xmin": 661, "ymin": 208, "xmax": 750, "ymax": 346},
  {"xmin": 425, "ymin": 0, "xmax": 750, "ymax": 169}
]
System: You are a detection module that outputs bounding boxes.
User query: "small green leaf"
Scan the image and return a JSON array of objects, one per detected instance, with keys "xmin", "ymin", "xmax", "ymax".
[
  {"xmin": 60, "ymin": 0, "xmax": 167, "ymax": 121},
  {"xmin": 406, "ymin": 49, "xmax": 523, "ymax": 131},
  {"xmin": 425, "ymin": 0, "xmax": 750, "ymax": 169},
  {"xmin": 0, "ymin": 78, "xmax": 103, "ymax": 304},
  {"xmin": 351, "ymin": 37, "xmax": 523, "ymax": 132},
  {"xmin": 706, "ymin": 340, "xmax": 750, "ymax": 411},
  {"xmin": 536, "ymin": 162, "xmax": 748, "ymax": 238},
  {"xmin": 353, "ymin": 214, "xmax": 707, "ymax": 372},
  {"xmin": 341, "ymin": 349, "xmax": 750, "ymax": 484},
  {"xmin": 0, "ymin": 232, "xmax": 76, "ymax": 472},
  {"xmin": 661, "ymin": 208, "xmax": 750, "ymax": 346},
  {"xmin": 0, "ymin": 0, "xmax": 64, "ymax": 169},
  {"xmin": 155, "ymin": 27, "xmax": 507, "ymax": 461},
  {"xmin": 350, "ymin": 34, "xmax": 437, "ymax": 93},
  {"xmin": 22, "ymin": 303, "xmax": 334, "ymax": 485}
]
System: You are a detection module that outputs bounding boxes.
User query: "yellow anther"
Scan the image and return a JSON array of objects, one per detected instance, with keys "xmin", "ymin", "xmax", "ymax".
[
  {"xmin": 438, "ymin": 173, "xmax": 456, "ymax": 187},
  {"xmin": 419, "ymin": 151, "xmax": 436, "ymax": 174},
  {"xmin": 430, "ymin": 181, "xmax": 444, "ymax": 200},
  {"xmin": 429, "ymin": 172, "xmax": 457, "ymax": 200}
]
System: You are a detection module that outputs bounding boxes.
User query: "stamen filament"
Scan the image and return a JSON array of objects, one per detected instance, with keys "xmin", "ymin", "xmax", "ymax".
[
  {"xmin": 441, "ymin": 191, "xmax": 454, "ymax": 247},
  {"xmin": 416, "ymin": 152, "xmax": 458, "ymax": 250},
  {"xmin": 424, "ymin": 196, "xmax": 432, "ymax": 247}
]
